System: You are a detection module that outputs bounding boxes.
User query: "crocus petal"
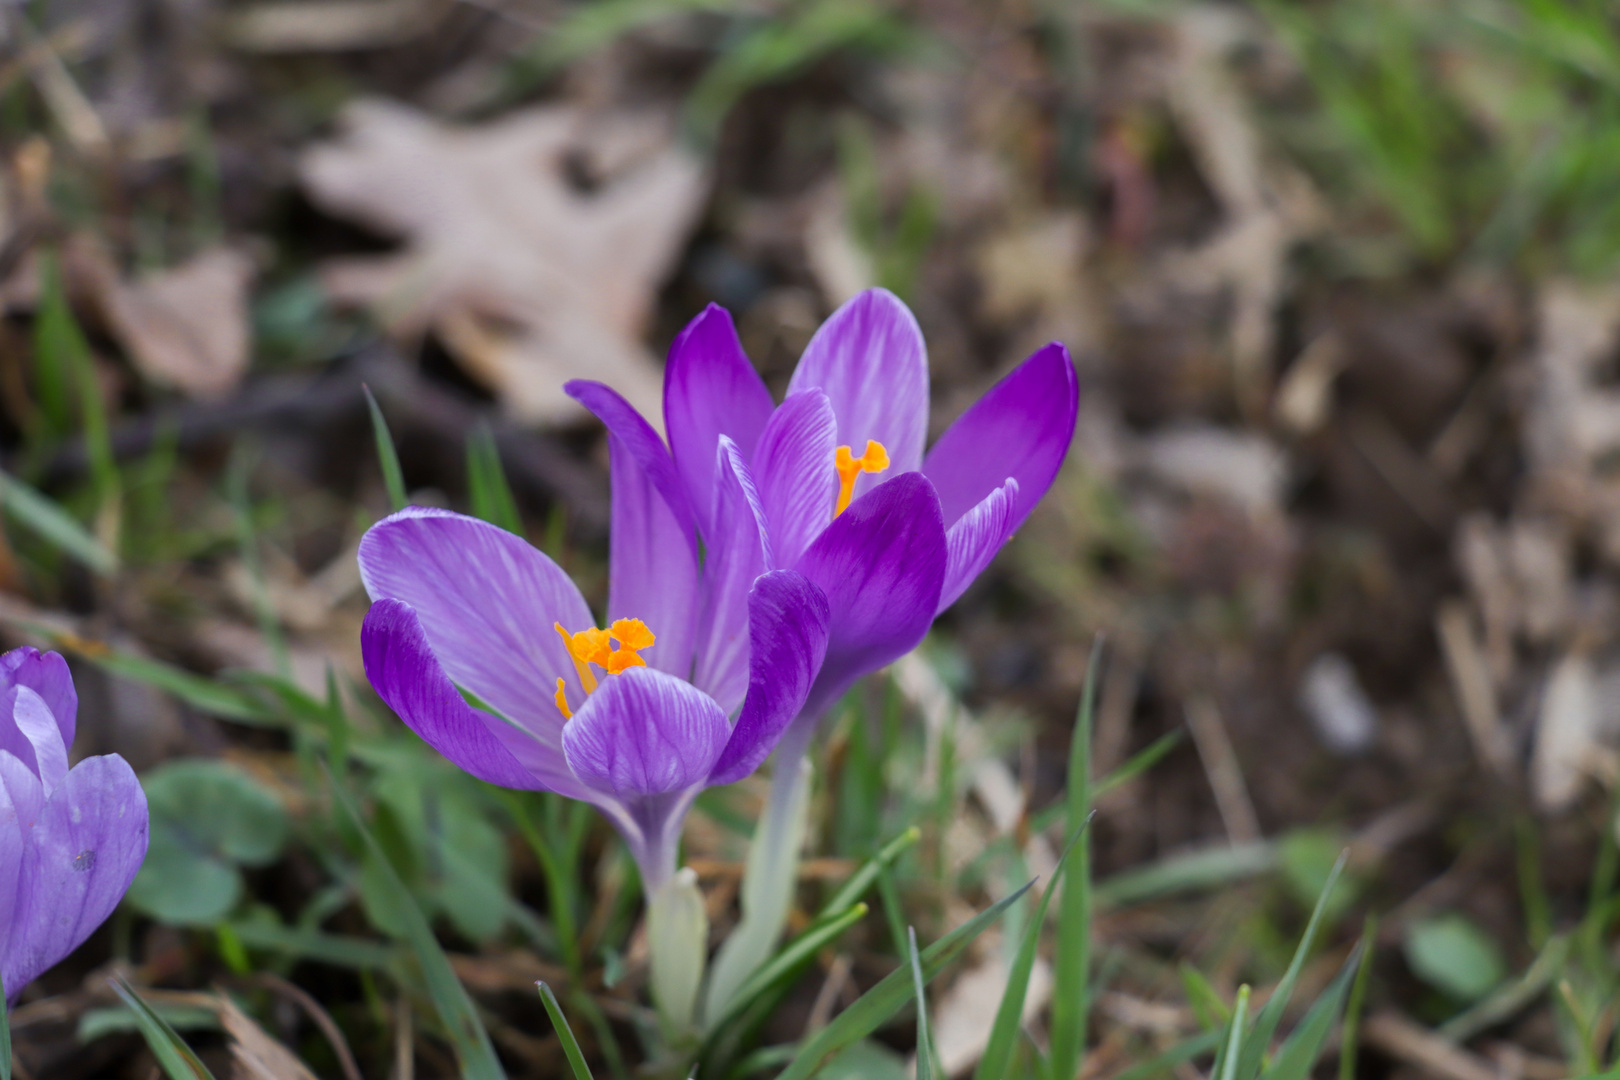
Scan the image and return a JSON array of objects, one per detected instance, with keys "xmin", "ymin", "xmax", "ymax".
[
  {"xmin": 754, "ymin": 390, "xmax": 839, "ymax": 570},
  {"xmin": 793, "ymin": 472, "xmax": 947, "ymax": 721},
  {"xmin": 708, "ymin": 570, "xmax": 831, "ymax": 786},
  {"xmin": 691, "ymin": 439, "xmax": 772, "ymax": 715},
  {"xmin": 361, "ymin": 598, "xmax": 580, "ymax": 796},
  {"xmin": 0, "ymin": 648, "xmax": 76, "ymax": 750},
  {"xmin": 0, "ymin": 750, "xmax": 43, "ymax": 978},
  {"xmin": 922, "ymin": 341, "xmax": 1078, "ymax": 532},
  {"xmin": 358, "ymin": 507, "xmax": 595, "ymax": 738},
  {"xmin": 937, "ymin": 478, "xmax": 1018, "ymax": 613},
  {"xmin": 6, "ymin": 687, "xmax": 68, "ymax": 795},
  {"xmin": 566, "ymin": 380, "xmax": 699, "ymax": 556},
  {"xmin": 3, "ymin": 755, "xmax": 148, "ymax": 1002},
  {"xmin": 603, "ymin": 405, "xmax": 700, "ymax": 681},
  {"xmin": 0, "ymin": 812, "xmax": 19, "ymax": 997},
  {"xmin": 786, "ymin": 288, "xmax": 930, "ymax": 484},
  {"xmin": 664, "ymin": 304, "xmax": 776, "ymax": 535},
  {"xmin": 562, "ymin": 668, "xmax": 730, "ymax": 799}
]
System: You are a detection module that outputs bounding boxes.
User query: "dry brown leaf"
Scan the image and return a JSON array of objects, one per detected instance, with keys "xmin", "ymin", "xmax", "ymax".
[
  {"xmin": 301, "ymin": 99, "xmax": 709, "ymax": 426},
  {"xmin": 218, "ymin": 995, "xmax": 319, "ymax": 1080},
  {"xmin": 1533, "ymin": 652, "xmax": 1598, "ymax": 813},
  {"xmin": 100, "ymin": 248, "xmax": 257, "ymax": 401},
  {"xmin": 227, "ymin": 0, "xmax": 448, "ymax": 52}
]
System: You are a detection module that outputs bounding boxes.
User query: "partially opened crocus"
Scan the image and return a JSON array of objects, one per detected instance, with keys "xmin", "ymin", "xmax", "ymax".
[
  {"xmin": 1, "ymin": 648, "xmax": 149, "ymax": 1006},
  {"xmin": 568, "ymin": 286, "xmax": 1079, "ymax": 762},
  {"xmin": 358, "ymin": 506, "xmax": 830, "ymax": 892}
]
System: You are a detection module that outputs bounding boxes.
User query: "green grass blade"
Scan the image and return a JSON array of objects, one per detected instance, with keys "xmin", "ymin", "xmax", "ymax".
[
  {"xmin": 1234, "ymin": 852, "xmax": 1347, "ymax": 1080},
  {"xmin": 709, "ymin": 904, "xmax": 869, "ymax": 1032},
  {"xmin": 108, "ymin": 979, "xmax": 217, "ymax": 1080},
  {"xmin": 1105, "ymin": 1031, "xmax": 1222, "ymax": 1080},
  {"xmin": 1094, "ymin": 730, "xmax": 1183, "ymax": 800},
  {"xmin": 1338, "ymin": 916, "xmax": 1376, "ymax": 1080},
  {"xmin": 820, "ymin": 826, "xmax": 921, "ymax": 918},
  {"xmin": 1050, "ymin": 636, "xmax": 1102, "ymax": 1080},
  {"xmin": 466, "ymin": 425, "xmax": 522, "ymax": 534},
  {"xmin": 777, "ymin": 878, "xmax": 1033, "ymax": 1080},
  {"xmin": 909, "ymin": 927, "xmax": 936, "ymax": 1080},
  {"xmin": 328, "ymin": 770, "xmax": 507, "ymax": 1080},
  {"xmin": 0, "ymin": 469, "xmax": 117, "ymax": 575},
  {"xmin": 1262, "ymin": 947, "xmax": 1363, "ymax": 1080},
  {"xmin": 537, "ymin": 983, "xmax": 594, "ymax": 1080},
  {"xmin": 975, "ymin": 821, "xmax": 1089, "ymax": 1080},
  {"xmin": 1180, "ymin": 963, "xmax": 1232, "ymax": 1032},
  {"xmin": 364, "ymin": 387, "xmax": 408, "ymax": 512},
  {"xmin": 1212, "ymin": 985, "xmax": 1250, "ymax": 1080}
]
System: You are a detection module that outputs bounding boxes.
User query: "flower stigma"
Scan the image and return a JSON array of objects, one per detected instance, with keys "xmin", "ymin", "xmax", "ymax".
[
  {"xmin": 553, "ymin": 618, "xmax": 657, "ymax": 718},
  {"xmin": 833, "ymin": 440, "xmax": 889, "ymax": 518}
]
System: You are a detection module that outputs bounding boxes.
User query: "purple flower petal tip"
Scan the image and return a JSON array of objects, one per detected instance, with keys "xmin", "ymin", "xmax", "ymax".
[{"xmin": 923, "ymin": 341, "xmax": 1078, "ymax": 532}]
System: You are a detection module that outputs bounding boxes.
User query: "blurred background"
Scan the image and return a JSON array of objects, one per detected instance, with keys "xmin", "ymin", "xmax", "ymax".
[{"xmin": 4, "ymin": 0, "xmax": 1620, "ymax": 1076}]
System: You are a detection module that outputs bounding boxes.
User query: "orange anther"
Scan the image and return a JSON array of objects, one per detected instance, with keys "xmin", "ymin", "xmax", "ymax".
[
  {"xmin": 833, "ymin": 440, "xmax": 890, "ymax": 518},
  {"xmin": 554, "ymin": 677, "xmax": 573, "ymax": 719},
  {"xmin": 554, "ymin": 622, "xmax": 607, "ymax": 693},
  {"xmin": 606, "ymin": 648, "xmax": 647, "ymax": 675},
  {"xmin": 609, "ymin": 619, "xmax": 655, "ymax": 652}
]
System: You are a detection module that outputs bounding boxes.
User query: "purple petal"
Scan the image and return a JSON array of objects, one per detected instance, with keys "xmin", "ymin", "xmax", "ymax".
[
  {"xmin": 754, "ymin": 390, "xmax": 838, "ymax": 570},
  {"xmin": 0, "ymin": 750, "xmax": 44, "ymax": 834},
  {"xmin": 938, "ymin": 478, "xmax": 1018, "ymax": 613},
  {"xmin": 0, "ymin": 648, "xmax": 76, "ymax": 750},
  {"xmin": 922, "ymin": 341, "xmax": 1078, "ymax": 531},
  {"xmin": 792, "ymin": 472, "xmax": 947, "ymax": 721},
  {"xmin": 361, "ymin": 599, "xmax": 578, "ymax": 795},
  {"xmin": 0, "ymin": 820, "xmax": 18, "ymax": 998},
  {"xmin": 4, "ymin": 687, "xmax": 68, "ymax": 795},
  {"xmin": 3, "ymin": 755, "xmax": 148, "ymax": 1002},
  {"xmin": 566, "ymin": 380, "xmax": 699, "ymax": 555},
  {"xmin": 358, "ymin": 507, "xmax": 595, "ymax": 737},
  {"xmin": 603, "ymin": 404, "xmax": 700, "ymax": 681},
  {"xmin": 664, "ymin": 304, "xmax": 776, "ymax": 535},
  {"xmin": 691, "ymin": 439, "xmax": 772, "ymax": 714},
  {"xmin": 562, "ymin": 668, "xmax": 730, "ymax": 799},
  {"xmin": 708, "ymin": 570, "xmax": 831, "ymax": 786},
  {"xmin": 787, "ymin": 289, "xmax": 929, "ymax": 489}
]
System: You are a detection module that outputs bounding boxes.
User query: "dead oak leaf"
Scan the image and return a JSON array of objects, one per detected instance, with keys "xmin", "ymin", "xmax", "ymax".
[{"xmin": 300, "ymin": 99, "xmax": 709, "ymax": 426}]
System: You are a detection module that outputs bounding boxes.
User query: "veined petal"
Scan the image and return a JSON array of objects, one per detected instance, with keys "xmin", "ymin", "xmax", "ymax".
[
  {"xmin": 606, "ymin": 414, "xmax": 700, "ymax": 682},
  {"xmin": 664, "ymin": 304, "xmax": 775, "ymax": 536},
  {"xmin": 793, "ymin": 472, "xmax": 947, "ymax": 721},
  {"xmin": 708, "ymin": 570, "xmax": 831, "ymax": 786},
  {"xmin": 358, "ymin": 507, "xmax": 595, "ymax": 737},
  {"xmin": 4, "ymin": 755, "xmax": 148, "ymax": 1002},
  {"xmin": 567, "ymin": 380, "xmax": 699, "ymax": 555},
  {"xmin": 0, "ymin": 750, "xmax": 43, "ymax": 995},
  {"xmin": 938, "ymin": 478, "xmax": 1018, "ymax": 613},
  {"xmin": 922, "ymin": 341, "xmax": 1078, "ymax": 532},
  {"xmin": 0, "ymin": 648, "xmax": 76, "ymax": 751},
  {"xmin": 562, "ymin": 668, "xmax": 730, "ymax": 799},
  {"xmin": 362, "ymin": 599, "xmax": 580, "ymax": 796},
  {"xmin": 6, "ymin": 687, "xmax": 68, "ymax": 795},
  {"xmin": 691, "ymin": 439, "xmax": 772, "ymax": 714},
  {"xmin": 754, "ymin": 390, "xmax": 838, "ymax": 570},
  {"xmin": 0, "ymin": 750, "xmax": 45, "ymax": 833},
  {"xmin": 786, "ymin": 288, "xmax": 929, "ymax": 485}
]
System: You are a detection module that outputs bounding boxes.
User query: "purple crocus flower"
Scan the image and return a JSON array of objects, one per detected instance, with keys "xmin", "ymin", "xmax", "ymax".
[
  {"xmin": 1, "ymin": 648, "xmax": 149, "ymax": 1006},
  {"xmin": 567, "ymin": 287, "xmax": 1078, "ymax": 761},
  {"xmin": 358, "ymin": 503, "xmax": 830, "ymax": 892}
]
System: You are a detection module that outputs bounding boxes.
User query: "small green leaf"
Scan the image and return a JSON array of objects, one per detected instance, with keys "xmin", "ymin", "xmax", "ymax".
[
  {"xmin": 908, "ymin": 927, "xmax": 936, "ymax": 1080},
  {"xmin": 1404, "ymin": 913, "xmax": 1506, "ymax": 1001},
  {"xmin": 466, "ymin": 425, "xmax": 522, "ymax": 534},
  {"xmin": 126, "ymin": 760, "xmax": 289, "ymax": 926}
]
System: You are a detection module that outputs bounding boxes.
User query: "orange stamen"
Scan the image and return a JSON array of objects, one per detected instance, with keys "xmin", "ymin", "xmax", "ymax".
[
  {"xmin": 552, "ymin": 619, "xmax": 657, "ymax": 709},
  {"xmin": 554, "ymin": 622, "xmax": 607, "ymax": 693},
  {"xmin": 833, "ymin": 440, "xmax": 890, "ymax": 517}
]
